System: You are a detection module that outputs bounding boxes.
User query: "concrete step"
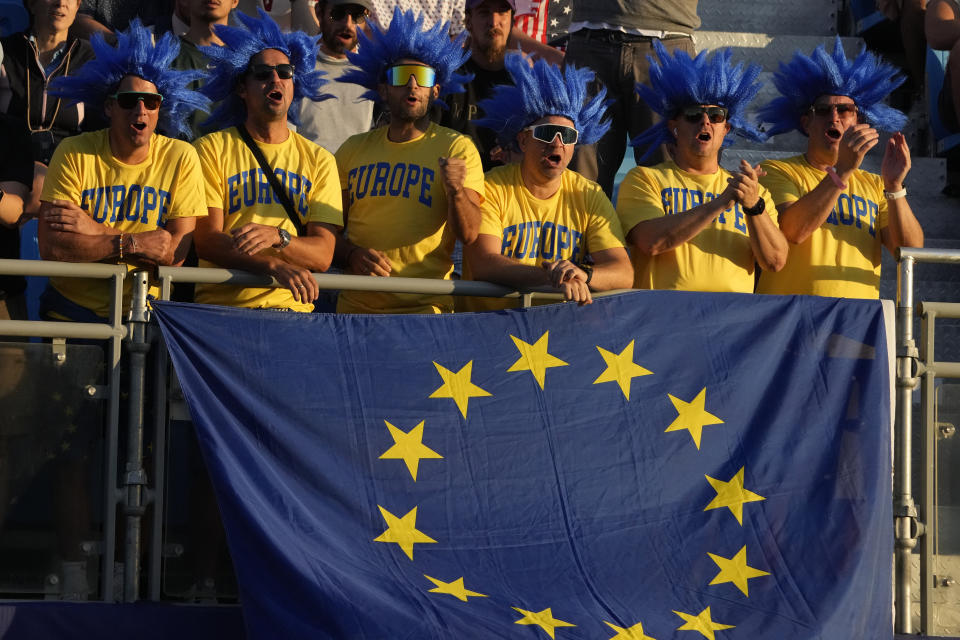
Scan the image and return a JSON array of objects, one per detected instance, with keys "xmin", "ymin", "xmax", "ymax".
[
  {"xmin": 692, "ymin": 32, "xmax": 862, "ymax": 71},
  {"xmin": 698, "ymin": 0, "xmax": 839, "ymax": 36}
]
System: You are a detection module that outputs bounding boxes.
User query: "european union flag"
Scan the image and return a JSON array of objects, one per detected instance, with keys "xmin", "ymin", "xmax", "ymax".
[{"xmin": 153, "ymin": 291, "xmax": 892, "ymax": 640}]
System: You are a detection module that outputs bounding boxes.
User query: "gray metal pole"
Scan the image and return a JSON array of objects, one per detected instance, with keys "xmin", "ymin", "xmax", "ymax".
[
  {"xmin": 101, "ymin": 272, "xmax": 125, "ymax": 601},
  {"xmin": 894, "ymin": 254, "xmax": 919, "ymax": 634},
  {"xmin": 920, "ymin": 308, "xmax": 936, "ymax": 633},
  {"xmin": 122, "ymin": 270, "xmax": 151, "ymax": 602}
]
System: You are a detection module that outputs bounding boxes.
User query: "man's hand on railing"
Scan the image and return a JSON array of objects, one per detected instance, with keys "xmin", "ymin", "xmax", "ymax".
[
  {"xmin": 231, "ymin": 223, "xmax": 287, "ymax": 256},
  {"xmin": 41, "ymin": 200, "xmax": 104, "ymax": 235},
  {"xmin": 271, "ymin": 261, "xmax": 319, "ymax": 303},
  {"xmin": 346, "ymin": 246, "xmax": 392, "ymax": 277}
]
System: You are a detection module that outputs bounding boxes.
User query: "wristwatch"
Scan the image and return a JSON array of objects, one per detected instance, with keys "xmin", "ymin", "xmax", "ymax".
[
  {"xmin": 579, "ymin": 263, "xmax": 594, "ymax": 285},
  {"xmin": 742, "ymin": 199, "xmax": 765, "ymax": 217},
  {"xmin": 275, "ymin": 228, "xmax": 292, "ymax": 249}
]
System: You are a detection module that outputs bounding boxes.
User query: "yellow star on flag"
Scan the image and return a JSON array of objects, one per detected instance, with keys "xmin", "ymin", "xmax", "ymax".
[
  {"xmin": 379, "ymin": 420, "xmax": 442, "ymax": 481},
  {"xmin": 708, "ymin": 545, "xmax": 770, "ymax": 596},
  {"xmin": 664, "ymin": 387, "xmax": 724, "ymax": 449},
  {"xmin": 429, "ymin": 361, "xmax": 491, "ymax": 418},
  {"xmin": 704, "ymin": 466, "xmax": 766, "ymax": 525},
  {"xmin": 673, "ymin": 606, "xmax": 734, "ymax": 640},
  {"xmin": 424, "ymin": 575, "xmax": 488, "ymax": 602},
  {"xmin": 373, "ymin": 505, "xmax": 436, "ymax": 560},
  {"xmin": 604, "ymin": 619, "xmax": 657, "ymax": 639},
  {"xmin": 512, "ymin": 607, "xmax": 576, "ymax": 638},
  {"xmin": 507, "ymin": 332, "xmax": 568, "ymax": 389},
  {"xmin": 592, "ymin": 340, "xmax": 653, "ymax": 400}
]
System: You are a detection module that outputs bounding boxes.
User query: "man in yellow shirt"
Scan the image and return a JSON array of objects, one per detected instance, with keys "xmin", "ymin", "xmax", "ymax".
[
  {"xmin": 616, "ymin": 43, "xmax": 787, "ymax": 293},
  {"xmin": 464, "ymin": 54, "xmax": 632, "ymax": 309},
  {"xmin": 755, "ymin": 38, "xmax": 924, "ymax": 298},
  {"xmin": 193, "ymin": 10, "xmax": 343, "ymax": 312},
  {"xmin": 334, "ymin": 8, "xmax": 484, "ymax": 314},
  {"xmin": 38, "ymin": 20, "xmax": 210, "ymax": 321}
]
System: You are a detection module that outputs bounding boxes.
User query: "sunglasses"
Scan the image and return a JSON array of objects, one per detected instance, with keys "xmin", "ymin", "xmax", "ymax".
[
  {"xmin": 680, "ymin": 105, "xmax": 728, "ymax": 124},
  {"xmin": 809, "ymin": 103, "xmax": 858, "ymax": 117},
  {"xmin": 330, "ymin": 5, "xmax": 368, "ymax": 23},
  {"xmin": 109, "ymin": 91, "xmax": 163, "ymax": 110},
  {"xmin": 384, "ymin": 64, "xmax": 437, "ymax": 88},
  {"xmin": 248, "ymin": 63, "xmax": 296, "ymax": 80},
  {"xmin": 523, "ymin": 123, "xmax": 579, "ymax": 145}
]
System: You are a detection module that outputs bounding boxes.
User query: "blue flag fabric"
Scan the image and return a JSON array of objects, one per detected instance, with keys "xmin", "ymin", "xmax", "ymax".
[{"xmin": 153, "ymin": 291, "xmax": 892, "ymax": 640}]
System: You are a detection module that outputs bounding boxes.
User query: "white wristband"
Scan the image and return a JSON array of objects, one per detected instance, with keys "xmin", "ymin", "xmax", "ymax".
[{"xmin": 884, "ymin": 188, "xmax": 907, "ymax": 200}]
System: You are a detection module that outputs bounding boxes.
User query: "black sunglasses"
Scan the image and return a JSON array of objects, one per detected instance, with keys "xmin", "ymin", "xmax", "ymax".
[
  {"xmin": 809, "ymin": 103, "xmax": 858, "ymax": 117},
  {"xmin": 248, "ymin": 63, "xmax": 296, "ymax": 80},
  {"xmin": 109, "ymin": 91, "xmax": 163, "ymax": 110},
  {"xmin": 680, "ymin": 105, "xmax": 728, "ymax": 124},
  {"xmin": 330, "ymin": 5, "xmax": 368, "ymax": 23}
]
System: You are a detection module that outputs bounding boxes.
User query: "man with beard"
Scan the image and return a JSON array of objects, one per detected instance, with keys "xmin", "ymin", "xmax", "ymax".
[
  {"xmin": 298, "ymin": 0, "xmax": 375, "ymax": 153},
  {"xmin": 464, "ymin": 54, "xmax": 633, "ymax": 309},
  {"xmin": 616, "ymin": 43, "xmax": 787, "ymax": 293},
  {"xmin": 333, "ymin": 8, "xmax": 483, "ymax": 314},
  {"xmin": 439, "ymin": 0, "xmax": 514, "ymax": 171},
  {"xmin": 192, "ymin": 10, "xmax": 343, "ymax": 311},
  {"xmin": 755, "ymin": 39, "xmax": 923, "ymax": 298}
]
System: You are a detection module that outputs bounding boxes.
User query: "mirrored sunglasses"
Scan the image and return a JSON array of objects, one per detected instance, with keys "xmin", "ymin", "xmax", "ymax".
[
  {"xmin": 248, "ymin": 63, "xmax": 296, "ymax": 80},
  {"xmin": 523, "ymin": 123, "xmax": 579, "ymax": 145},
  {"xmin": 680, "ymin": 105, "xmax": 728, "ymax": 124},
  {"xmin": 109, "ymin": 91, "xmax": 164, "ymax": 110},
  {"xmin": 330, "ymin": 5, "xmax": 368, "ymax": 23},
  {"xmin": 809, "ymin": 103, "xmax": 858, "ymax": 117},
  {"xmin": 384, "ymin": 64, "xmax": 437, "ymax": 88}
]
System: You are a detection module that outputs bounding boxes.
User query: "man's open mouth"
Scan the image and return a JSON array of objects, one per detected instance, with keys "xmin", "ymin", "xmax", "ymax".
[
  {"xmin": 827, "ymin": 127, "xmax": 842, "ymax": 140},
  {"xmin": 544, "ymin": 153, "xmax": 562, "ymax": 165},
  {"xmin": 268, "ymin": 90, "xmax": 283, "ymax": 101},
  {"xmin": 697, "ymin": 131, "xmax": 712, "ymax": 142},
  {"xmin": 132, "ymin": 122, "xmax": 146, "ymax": 131}
]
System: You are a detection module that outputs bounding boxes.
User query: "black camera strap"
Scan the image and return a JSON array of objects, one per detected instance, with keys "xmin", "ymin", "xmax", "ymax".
[{"xmin": 236, "ymin": 124, "xmax": 306, "ymax": 237}]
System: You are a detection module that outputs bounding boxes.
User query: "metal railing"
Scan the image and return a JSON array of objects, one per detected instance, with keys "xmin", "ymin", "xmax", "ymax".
[
  {"xmin": 3, "ymin": 253, "xmax": 958, "ymax": 630},
  {"xmin": 895, "ymin": 247, "xmax": 960, "ymax": 635}
]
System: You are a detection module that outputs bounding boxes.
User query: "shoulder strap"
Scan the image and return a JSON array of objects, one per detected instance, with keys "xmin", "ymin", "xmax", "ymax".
[{"xmin": 235, "ymin": 124, "xmax": 306, "ymax": 237}]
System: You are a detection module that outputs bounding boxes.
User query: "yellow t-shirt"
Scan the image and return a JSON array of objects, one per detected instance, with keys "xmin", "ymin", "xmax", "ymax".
[
  {"xmin": 41, "ymin": 129, "xmax": 207, "ymax": 317},
  {"xmin": 192, "ymin": 127, "xmax": 343, "ymax": 312},
  {"xmin": 467, "ymin": 165, "xmax": 626, "ymax": 312},
  {"xmin": 616, "ymin": 160, "xmax": 778, "ymax": 293},
  {"xmin": 334, "ymin": 122, "xmax": 484, "ymax": 314},
  {"xmin": 757, "ymin": 155, "xmax": 888, "ymax": 298}
]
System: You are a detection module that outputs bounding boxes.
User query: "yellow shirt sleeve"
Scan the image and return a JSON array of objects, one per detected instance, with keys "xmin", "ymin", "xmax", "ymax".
[
  {"xmin": 167, "ymin": 142, "xmax": 208, "ymax": 220},
  {"xmin": 193, "ymin": 133, "xmax": 226, "ymax": 210},
  {"xmin": 616, "ymin": 166, "xmax": 667, "ymax": 233},
  {"xmin": 759, "ymin": 160, "xmax": 802, "ymax": 206},
  {"xmin": 585, "ymin": 184, "xmax": 627, "ymax": 252},
  {"xmin": 41, "ymin": 138, "xmax": 83, "ymax": 204},
  {"xmin": 478, "ymin": 175, "xmax": 505, "ymax": 238},
  {"xmin": 306, "ymin": 148, "xmax": 344, "ymax": 227}
]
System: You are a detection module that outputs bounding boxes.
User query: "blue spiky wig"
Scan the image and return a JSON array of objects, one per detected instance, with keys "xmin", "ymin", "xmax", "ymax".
[
  {"xmin": 758, "ymin": 37, "xmax": 906, "ymax": 137},
  {"xmin": 631, "ymin": 41, "xmax": 764, "ymax": 160},
  {"xmin": 474, "ymin": 53, "xmax": 609, "ymax": 150},
  {"xmin": 338, "ymin": 7, "xmax": 471, "ymax": 106},
  {"xmin": 48, "ymin": 19, "xmax": 209, "ymax": 139},
  {"xmin": 199, "ymin": 9, "xmax": 330, "ymax": 130}
]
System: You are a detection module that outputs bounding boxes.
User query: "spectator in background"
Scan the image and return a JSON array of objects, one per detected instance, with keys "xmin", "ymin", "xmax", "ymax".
[
  {"xmin": 439, "ymin": 0, "xmax": 514, "ymax": 172},
  {"xmin": 236, "ymin": 0, "xmax": 319, "ymax": 33},
  {"xmin": 152, "ymin": 0, "xmax": 191, "ymax": 38},
  {"xmin": 565, "ymin": 0, "xmax": 699, "ymax": 198},
  {"xmin": 72, "ymin": 0, "xmax": 172, "ymax": 38},
  {"xmin": 0, "ymin": 0, "xmax": 98, "ymax": 217},
  {"xmin": 298, "ymin": 0, "xmax": 375, "ymax": 153},
  {"xmin": 172, "ymin": 0, "xmax": 239, "ymax": 141},
  {"xmin": 617, "ymin": 43, "xmax": 786, "ymax": 293},
  {"xmin": 877, "ymin": 0, "xmax": 928, "ymax": 105},
  {"xmin": 926, "ymin": 0, "xmax": 960, "ymax": 194}
]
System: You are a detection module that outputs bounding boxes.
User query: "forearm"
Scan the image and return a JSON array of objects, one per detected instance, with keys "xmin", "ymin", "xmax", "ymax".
[
  {"xmin": 746, "ymin": 214, "xmax": 789, "ymax": 272},
  {"xmin": 196, "ymin": 230, "xmax": 284, "ymax": 275},
  {"xmin": 884, "ymin": 198, "xmax": 925, "ymax": 251},
  {"xmin": 39, "ymin": 227, "xmax": 120, "ymax": 262},
  {"xmin": 509, "ymin": 26, "xmax": 564, "ymax": 65},
  {"xmin": 466, "ymin": 247, "xmax": 551, "ymax": 289},
  {"xmin": 447, "ymin": 188, "xmax": 481, "ymax": 244},
  {"xmin": 587, "ymin": 253, "xmax": 634, "ymax": 291},
  {"xmin": 277, "ymin": 233, "xmax": 335, "ymax": 272},
  {"xmin": 776, "ymin": 177, "xmax": 845, "ymax": 244},
  {"xmin": 626, "ymin": 198, "xmax": 729, "ymax": 255}
]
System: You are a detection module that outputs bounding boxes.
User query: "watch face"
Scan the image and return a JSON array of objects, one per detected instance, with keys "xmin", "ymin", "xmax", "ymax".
[{"xmin": 278, "ymin": 229, "xmax": 292, "ymax": 248}]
